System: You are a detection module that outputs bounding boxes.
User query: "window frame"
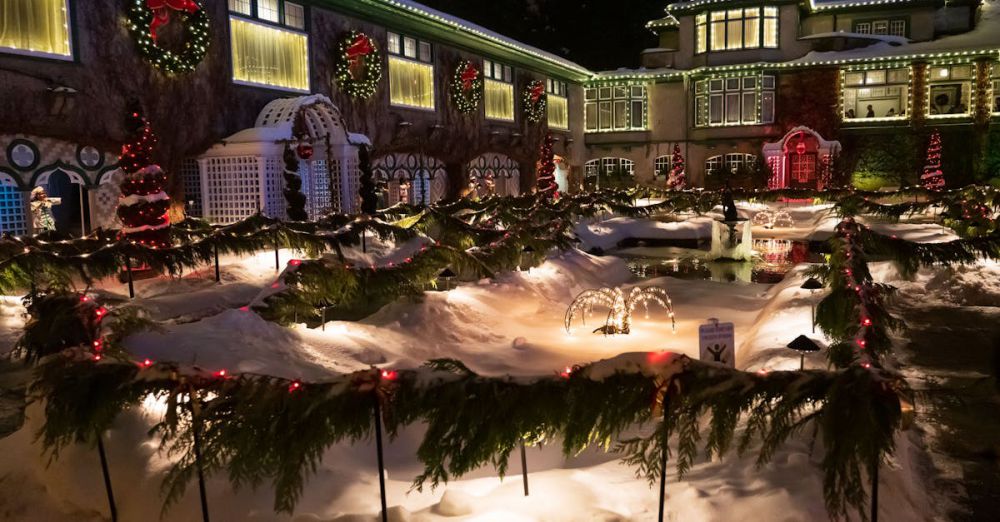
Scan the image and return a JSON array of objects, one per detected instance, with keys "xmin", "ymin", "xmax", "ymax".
[
  {"xmin": 0, "ymin": 0, "xmax": 75, "ymax": 61},
  {"xmin": 584, "ymin": 84, "xmax": 647, "ymax": 132},
  {"xmin": 386, "ymin": 30, "xmax": 436, "ymax": 111},
  {"xmin": 694, "ymin": 73, "xmax": 774, "ymax": 128},
  {"xmin": 483, "ymin": 58, "xmax": 515, "ymax": 122},
  {"xmin": 229, "ymin": 15, "xmax": 311, "ymax": 93},
  {"xmin": 228, "ymin": 0, "xmax": 307, "ymax": 30},
  {"xmin": 547, "ymin": 78, "xmax": 570, "ymax": 130},
  {"xmin": 841, "ymin": 65, "xmax": 910, "ymax": 122},
  {"xmin": 852, "ymin": 16, "xmax": 908, "ymax": 38},
  {"xmin": 927, "ymin": 63, "xmax": 974, "ymax": 119}
]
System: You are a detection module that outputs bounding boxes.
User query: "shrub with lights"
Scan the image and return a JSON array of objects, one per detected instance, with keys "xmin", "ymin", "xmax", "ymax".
[
  {"xmin": 126, "ymin": 0, "xmax": 209, "ymax": 74},
  {"xmin": 450, "ymin": 60, "xmax": 484, "ymax": 113},
  {"xmin": 523, "ymin": 80, "xmax": 547, "ymax": 123},
  {"xmin": 334, "ymin": 31, "xmax": 382, "ymax": 99},
  {"xmin": 116, "ymin": 107, "xmax": 171, "ymax": 249}
]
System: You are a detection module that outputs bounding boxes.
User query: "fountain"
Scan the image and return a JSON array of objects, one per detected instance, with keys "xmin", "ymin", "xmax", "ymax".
[{"xmin": 708, "ymin": 187, "xmax": 753, "ymax": 261}]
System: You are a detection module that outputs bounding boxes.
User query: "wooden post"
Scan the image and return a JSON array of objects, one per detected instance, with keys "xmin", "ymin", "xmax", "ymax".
[
  {"xmin": 870, "ymin": 453, "xmax": 879, "ymax": 522},
  {"xmin": 213, "ymin": 244, "xmax": 220, "ymax": 283},
  {"xmin": 658, "ymin": 394, "xmax": 670, "ymax": 522},
  {"xmin": 520, "ymin": 440, "xmax": 529, "ymax": 496},
  {"xmin": 96, "ymin": 435, "xmax": 118, "ymax": 522},
  {"xmin": 373, "ymin": 396, "xmax": 389, "ymax": 522},
  {"xmin": 190, "ymin": 395, "xmax": 211, "ymax": 522}
]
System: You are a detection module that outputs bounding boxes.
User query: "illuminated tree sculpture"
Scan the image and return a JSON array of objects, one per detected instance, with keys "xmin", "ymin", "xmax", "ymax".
[
  {"xmin": 564, "ymin": 286, "xmax": 676, "ymax": 335},
  {"xmin": 921, "ymin": 129, "xmax": 945, "ymax": 190},
  {"xmin": 116, "ymin": 105, "xmax": 171, "ymax": 249}
]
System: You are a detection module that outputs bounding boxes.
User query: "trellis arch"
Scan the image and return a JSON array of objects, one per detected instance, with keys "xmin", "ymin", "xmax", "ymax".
[
  {"xmin": 468, "ymin": 153, "xmax": 520, "ymax": 197},
  {"xmin": 32, "ymin": 163, "xmax": 89, "ymax": 187},
  {"xmin": 373, "ymin": 153, "xmax": 448, "ymax": 206}
]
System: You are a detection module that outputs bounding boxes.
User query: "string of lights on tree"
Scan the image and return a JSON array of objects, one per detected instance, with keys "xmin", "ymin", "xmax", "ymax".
[
  {"xmin": 334, "ymin": 31, "xmax": 382, "ymax": 99},
  {"xmin": 523, "ymin": 80, "xmax": 547, "ymax": 123},
  {"xmin": 536, "ymin": 132, "xmax": 558, "ymax": 198},
  {"xmin": 667, "ymin": 143, "xmax": 686, "ymax": 190},
  {"xmin": 450, "ymin": 60, "xmax": 484, "ymax": 113},
  {"xmin": 921, "ymin": 129, "xmax": 945, "ymax": 190},
  {"xmin": 126, "ymin": 0, "xmax": 209, "ymax": 74},
  {"xmin": 116, "ymin": 107, "xmax": 171, "ymax": 250}
]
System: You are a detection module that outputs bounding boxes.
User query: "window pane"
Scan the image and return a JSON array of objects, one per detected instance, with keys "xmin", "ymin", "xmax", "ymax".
[
  {"xmin": 389, "ymin": 55, "xmax": 435, "ymax": 109},
  {"xmin": 866, "ymin": 70, "xmax": 886, "ymax": 84},
  {"xmin": 613, "ymin": 86, "xmax": 628, "ymax": 98},
  {"xmin": 762, "ymin": 75, "xmax": 775, "ymax": 88},
  {"xmin": 727, "ymin": 19, "xmax": 742, "ymax": 49},
  {"xmin": 726, "ymin": 92, "xmax": 741, "ymax": 123},
  {"xmin": 0, "ymin": 0, "xmax": 72, "ymax": 58},
  {"xmin": 258, "ymin": 0, "xmax": 280, "ymax": 22},
  {"xmin": 585, "ymin": 102, "xmax": 598, "ymax": 129},
  {"xmin": 951, "ymin": 65, "xmax": 972, "ymax": 79},
  {"xmin": 484, "ymin": 79, "xmax": 514, "ymax": 121},
  {"xmin": 284, "ymin": 2, "xmax": 305, "ymax": 29},
  {"xmin": 631, "ymin": 100, "xmax": 644, "ymax": 128},
  {"xmin": 711, "ymin": 21, "xmax": 726, "ymax": 51},
  {"xmin": 709, "ymin": 94, "xmax": 723, "ymax": 124},
  {"xmin": 230, "ymin": 17, "xmax": 309, "ymax": 92},
  {"xmin": 418, "ymin": 41, "xmax": 431, "ymax": 63},
  {"xmin": 631, "ymin": 85, "xmax": 644, "ymax": 98},
  {"xmin": 696, "ymin": 18, "xmax": 707, "ymax": 53},
  {"xmin": 725, "ymin": 78, "xmax": 740, "ymax": 91},
  {"xmin": 613, "ymin": 100, "xmax": 628, "ymax": 129},
  {"xmin": 873, "ymin": 21, "xmax": 888, "ymax": 35},
  {"xmin": 742, "ymin": 92, "xmax": 756, "ymax": 122},
  {"xmin": 403, "ymin": 37, "xmax": 416, "ymax": 58},
  {"xmin": 890, "ymin": 20, "xmax": 905, "ymax": 37},
  {"xmin": 696, "ymin": 95, "xmax": 708, "ymax": 126},
  {"xmin": 599, "ymin": 87, "xmax": 612, "ymax": 99},
  {"xmin": 743, "ymin": 76, "xmax": 756, "ymax": 89},
  {"xmin": 585, "ymin": 88, "xmax": 597, "ymax": 101},
  {"xmin": 504, "ymin": 65, "xmax": 512, "ymax": 82},
  {"xmin": 761, "ymin": 91, "xmax": 775, "ymax": 123},
  {"xmin": 845, "ymin": 72, "xmax": 864, "ymax": 85},
  {"xmin": 763, "ymin": 18, "xmax": 778, "ymax": 47},
  {"xmin": 229, "ymin": 0, "xmax": 252, "ymax": 15},
  {"xmin": 709, "ymin": 79, "xmax": 724, "ymax": 92},
  {"xmin": 388, "ymin": 32, "xmax": 400, "ymax": 54},
  {"xmin": 744, "ymin": 16, "xmax": 759, "ymax": 48},
  {"xmin": 599, "ymin": 101, "xmax": 612, "ymax": 129},
  {"xmin": 856, "ymin": 22, "xmax": 871, "ymax": 34},
  {"xmin": 548, "ymin": 95, "xmax": 569, "ymax": 129}
]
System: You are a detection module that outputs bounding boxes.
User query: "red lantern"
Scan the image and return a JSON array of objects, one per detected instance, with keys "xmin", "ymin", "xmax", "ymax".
[
  {"xmin": 795, "ymin": 141, "xmax": 807, "ymax": 155},
  {"xmin": 296, "ymin": 142, "xmax": 314, "ymax": 160}
]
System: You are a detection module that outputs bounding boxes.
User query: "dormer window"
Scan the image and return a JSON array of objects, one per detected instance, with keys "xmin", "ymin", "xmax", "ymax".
[
  {"xmin": 854, "ymin": 18, "xmax": 907, "ymax": 38},
  {"xmin": 696, "ymin": 7, "xmax": 777, "ymax": 54}
]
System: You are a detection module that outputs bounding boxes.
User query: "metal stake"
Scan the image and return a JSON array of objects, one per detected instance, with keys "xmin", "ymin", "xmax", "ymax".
[
  {"xmin": 658, "ymin": 394, "xmax": 670, "ymax": 522},
  {"xmin": 125, "ymin": 257, "xmax": 135, "ymax": 299},
  {"xmin": 190, "ymin": 396, "xmax": 211, "ymax": 522},
  {"xmin": 871, "ymin": 453, "xmax": 879, "ymax": 522},
  {"xmin": 96, "ymin": 435, "xmax": 118, "ymax": 522},
  {"xmin": 373, "ymin": 396, "xmax": 389, "ymax": 522},
  {"xmin": 214, "ymin": 244, "xmax": 220, "ymax": 283},
  {"xmin": 520, "ymin": 440, "xmax": 529, "ymax": 496}
]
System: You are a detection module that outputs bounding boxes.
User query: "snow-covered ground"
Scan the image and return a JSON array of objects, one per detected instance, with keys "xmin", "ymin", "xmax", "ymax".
[{"xmin": 0, "ymin": 203, "xmax": 969, "ymax": 521}]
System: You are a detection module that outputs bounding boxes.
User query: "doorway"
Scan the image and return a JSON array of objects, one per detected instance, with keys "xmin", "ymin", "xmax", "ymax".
[{"xmin": 42, "ymin": 169, "xmax": 89, "ymax": 236}]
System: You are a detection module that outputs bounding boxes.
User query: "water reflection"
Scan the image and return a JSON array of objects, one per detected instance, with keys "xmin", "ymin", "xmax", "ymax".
[{"xmin": 619, "ymin": 239, "xmax": 821, "ymax": 284}]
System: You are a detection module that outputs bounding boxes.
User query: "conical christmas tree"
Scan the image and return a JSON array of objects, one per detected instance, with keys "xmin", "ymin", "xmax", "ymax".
[
  {"xmin": 536, "ymin": 132, "xmax": 558, "ymax": 199},
  {"xmin": 282, "ymin": 144, "xmax": 309, "ymax": 221},
  {"xmin": 116, "ymin": 105, "xmax": 171, "ymax": 249},
  {"xmin": 667, "ymin": 143, "xmax": 686, "ymax": 190},
  {"xmin": 921, "ymin": 129, "xmax": 945, "ymax": 190}
]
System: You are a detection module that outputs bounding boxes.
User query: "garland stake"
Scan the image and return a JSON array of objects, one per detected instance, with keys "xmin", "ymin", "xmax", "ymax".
[
  {"xmin": 520, "ymin": 440, "xmax": 529, "ymax": 496},
  {"xmin": 658, "ymin": 394, "xmax": 670, "ymax": 522},
  {"xmin": 190, "ymin": 392, "xmax": 211, "ymax": 522},
  {"xmin": 871, "ymin": 453, "xmax": 879, "ymax": 522},
  {"xmin": 214, "ymin": 244, "xmax": 220, "ymax": 283},
  {"xmin": 373, "ymin": 394, "xmax": 389, "ymax": 522},
  {"xmin": 96, "ymin": 435, "xmax": 118, "ymax": 522},
  {"xmin": 125, "ymin": 257, "xmax": 135, "ymax": 300}
]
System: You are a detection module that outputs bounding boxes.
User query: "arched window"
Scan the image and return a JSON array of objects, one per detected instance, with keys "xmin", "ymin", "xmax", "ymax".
[
  {"xmin": 584, "ymin": 157, "xmax": 635, "ymax": 188},
  {"xmin": 373, "ymin": 153, "xmax": 448, "ymax": 206},
  {"xmin": 706, "ymin": 153, "xmax": 756, "ymax": 175},
  {"xmin": 468, "ymin": 153, "xmax": 520, "ymax": 197},
  {"xmin": 654, "ymin": 155, "xmax": 672, "ymax": 178}
]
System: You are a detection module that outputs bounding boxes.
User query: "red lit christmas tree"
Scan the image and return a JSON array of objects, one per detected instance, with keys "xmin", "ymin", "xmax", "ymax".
[
  {"xmin": 116, "ymin": 106, "xmax": 171, "ymax": 249},
  {"xmin": 536, "ymin": 132, "xmax": 558, "ymax": 199},
  {"xmin": 921, "ymin": 129, "xmax": 945, "ymax": 190},
  {"xmin": 667, "ymin": 143, "xmax": 686, "ymax": 190}
]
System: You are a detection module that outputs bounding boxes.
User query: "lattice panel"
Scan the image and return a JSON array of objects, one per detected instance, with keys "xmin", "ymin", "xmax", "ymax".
[
  {"xmin": 202, "ymin": 156, "xmax": 264, "ymax": 224},
  {"xmin": 180, "ymin": 158, "xmax": 203, "ymax": 218},
  {"xmin": 0, "ymin": 185, "xmax": 27, "ymax": 236}
]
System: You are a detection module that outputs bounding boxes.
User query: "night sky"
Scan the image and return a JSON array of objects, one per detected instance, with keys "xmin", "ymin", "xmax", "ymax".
[{"xmin": 416, "ymin": 0, "xmax": 665, "ymax": 70}]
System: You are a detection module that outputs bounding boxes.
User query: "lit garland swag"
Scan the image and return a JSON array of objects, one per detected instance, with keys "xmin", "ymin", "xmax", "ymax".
[
  {"xmin": 24, "ymin": 293, "xmax": 909, "ymax": 520},
  {"xmin": 126, "ymin": 0, "xmax": 209, "ymax": 74}
]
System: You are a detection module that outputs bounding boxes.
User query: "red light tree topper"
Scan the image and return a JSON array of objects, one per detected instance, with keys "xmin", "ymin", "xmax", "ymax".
[{"xmin": 116, "ymin": 105, "xmax": 171, "ymax": 249}]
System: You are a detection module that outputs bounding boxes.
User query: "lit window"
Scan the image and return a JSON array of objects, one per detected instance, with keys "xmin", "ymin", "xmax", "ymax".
[
  {"xmin": 547, "ymin": 80, "xmax": 569, "ymax": 129},
  {"xmin": 928, "ymin": 64, "xmax": 973, "ymax": 117},
  {"xmin": 0, "ymin": 0, "xmax": 72, "ymax": 59},
  {"xmin": 230, "ymin": 17, "xmax": 310, "ymax": 92},
  {"xmin": 842, "ymin": 66, "xmax": 908, "ymax": 120},
  {"xmin": 257, "ymin": 0, "xmax": 279, "ymax": 22},
  {"xmin": 706, "ymin": 154, "xmax": 755, "ymax": 176},
  {"xmin": 872, "ymin": 21, "xmax": 888, "ymax": 35},
  {"xmin": 284, "ymin": 2, "xmax": 305, "ymax": 30},
  {"xmin": 695, "ymin": 74, "xmax": 774, "ymax": 127},
  {"xmin": 584, "ymin": 85, "xmax": 646, "ymax": 132},
  {"xmin": 854, "ymin": 19, "xmax": 906, "ymax": 38},
  {"xmin": 654, "ymin": 155, "xmax": 672, "ymax": 178},
  {"xmin": 856, "ymin": 22, "xmax": 871, "ymax": 34},
  {"xmin": 229, "ymin": 0, "xmax": 252, "ymax": 15},
  {"xmin": 484, "ymin": 60, "xmax": 514, "ymax": 121},
  {"xmin": 585, "ymin": 158, "xmax": 634, "ymax": 179},
  {"xmin": 387, "ymin": 32, "xmax": 435, "ymax": 110},
  {"xmin": 702, "ymin": 7, "xmax": 776, "ymax": 52}
]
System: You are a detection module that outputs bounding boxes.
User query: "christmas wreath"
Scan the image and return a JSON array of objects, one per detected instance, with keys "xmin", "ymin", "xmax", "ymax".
[
  {"xmin": 335, "ymin": 31, "xmax": 382, "ymax": 99},
  {"xmin": 523, "ymin": 80, "xmax": 548, "ymax": 123},
  {"xmin": 450, "ymin": 60, "xmax": 484, "ymax": 114},
  {"xmin": 126, "ymin": 0, "xmax": 209, "ymax": 74}
]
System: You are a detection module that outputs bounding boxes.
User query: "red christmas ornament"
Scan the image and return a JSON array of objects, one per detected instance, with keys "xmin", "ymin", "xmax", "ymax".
[{"xmin": 296, "ymin": 143, "xmax": 314, "ymax": 160}]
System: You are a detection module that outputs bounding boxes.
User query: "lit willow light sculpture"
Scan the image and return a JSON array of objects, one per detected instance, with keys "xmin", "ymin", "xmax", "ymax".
[{"xmin": 564, "ymin": 286, "xmax": 676, "ymax": 335}]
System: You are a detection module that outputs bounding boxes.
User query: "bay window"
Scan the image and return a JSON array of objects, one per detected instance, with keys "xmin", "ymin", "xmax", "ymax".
[
  {"xmin": 842, "ymin": 66, "xmax": 908, "ymax": 120},
  {"xmin": 388, "ymin": 32, "xmax": 435, "ymax": 110},
  {"xmin": 699, "ymin": 6, "xmax": 777, "ymax": 53},
  {"xmin": 928, "ymin": 64, "xmax": 973, "ymax": 118},
  {"xmin": 695, "ymin": 74, "xmax": 774, "ymax": 127},
  {"xmin": 584, "ymin": 85, "xmax": 647, "ymax": 132},
  {"xmin": 0, "ymin": 0, "xmax": 72, "ymax": 59},
  {"xmin": 230, "ymin": 17, "xmax": 309, "ymax": 92},
  {"xmin": 547, "ymin": 79, "xmax": 569, "ymax": 129},
  {"xmin": 483, "ymin": 59, "xmax": 514, "ymax": 121}
]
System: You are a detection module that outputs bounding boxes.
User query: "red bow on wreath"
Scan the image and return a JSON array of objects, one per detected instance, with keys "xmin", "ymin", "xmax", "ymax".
[
  {"xmin": 529, "ymin": 82, "xmax": 545, "ymax": 103},
  {"xmin": 147, "ymin": 0, "xmax": 200, "ymax": 42},
  {"xmin": 460, "ymin": 64, "xmax": 480, "ymax": 91},
  {"xmin": 346, "ymin": 35, "xmax": 374, "ymax": 65}
]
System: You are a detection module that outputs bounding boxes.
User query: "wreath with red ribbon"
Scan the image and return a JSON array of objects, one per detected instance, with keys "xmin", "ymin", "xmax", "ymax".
[
  {"xmin": 126, "ymin": 0, "xmax": 209, "ymax": 74},
  {"xmin": 450, "ymin": 60, "xmax": 484, "ymax": 114},
  {"xmin": 523, "ymin": 80, "xmax": 548, "ymax": 123},
  {"xmin": 334, "ymin": 31, "xmax": 382, "ymax": 99}
]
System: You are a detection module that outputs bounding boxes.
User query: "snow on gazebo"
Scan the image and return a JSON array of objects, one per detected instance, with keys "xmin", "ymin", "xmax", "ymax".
[
  {"xmin": 196, "ymin": 95, "xmax": 367, "ymax": 224},
  {"xmin": 762, "ymin": 126, "xmax": 841, "ymax": 190}
]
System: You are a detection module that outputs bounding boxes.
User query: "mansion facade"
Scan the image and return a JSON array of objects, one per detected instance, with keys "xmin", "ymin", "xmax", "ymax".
[{"xmin": 0, "ymin": 0, "xmax": 998, "ymax": 234}]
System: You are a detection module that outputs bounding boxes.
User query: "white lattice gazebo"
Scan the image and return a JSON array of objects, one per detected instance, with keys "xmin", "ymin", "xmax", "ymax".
[{"xmin": 197, "ymin": 95, "xmax": 366, "ymax": 224}]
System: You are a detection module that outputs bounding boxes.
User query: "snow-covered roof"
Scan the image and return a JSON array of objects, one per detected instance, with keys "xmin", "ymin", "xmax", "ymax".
[
  {"xmin": 664, "ymin": 0, "xmax": 936, "ymax": 13},
  {"xmin": 798, "ymin": 31, "xmax": 909, "ymax": 45},
  {"xmin": 349, "ymin": 0, "xmax": 591, "ymax": 78}
]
